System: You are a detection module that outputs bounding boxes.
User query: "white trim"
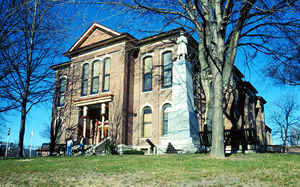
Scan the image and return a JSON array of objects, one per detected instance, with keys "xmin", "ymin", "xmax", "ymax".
[
  {"xmin": 160, "ymin": 87, "xmax": 172, "ymax": 92},
  {"xmin": 159, "ymin": 47, "xmax": 174, "ymax": 56},
  {"xmin": 69, "ymin": 23, "xmax": 120, "ymax": 52},
  {"xmin": 93, "ymin": 23, "xmax": 120, "ymax": 35},
  {"xmin": 59, "ymin": 75, "xmax": 68, "ymax": 80},
  {"xmin": 141, "ymin": 52, "xmax": 154, "ymax": 60},
  {"xmin": 92, "ymin": 57, "xmax": 102, "ymax": 63},
  {"xmin": 103, "ymin": 54, "xmax": 112, "ymax": 60},
  {"xmin": 140, "ymin": 104, "xmax": 154, "ymax": 114},
  {"xmin": 160, "ymin": 101, "xmax": 172, "ymax": 111},
  {"xmin": 74, "ymin": 95, "xmax": 113, "ymax": 107}
]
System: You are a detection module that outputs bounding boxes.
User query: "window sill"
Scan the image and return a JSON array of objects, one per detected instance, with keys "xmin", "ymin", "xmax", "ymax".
[
  {"xmin": 142, "ymin": 90, "xmax": 152, "ymax": 94},
  {"xmin": 160, "ymin": 86, "xmax": 172, "ymax": 91}
]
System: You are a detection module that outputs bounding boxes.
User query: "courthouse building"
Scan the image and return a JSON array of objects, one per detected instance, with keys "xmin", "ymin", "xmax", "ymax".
[{"xmin": 51, "ymin": 23, "xmax": 272, "ymax": 153}]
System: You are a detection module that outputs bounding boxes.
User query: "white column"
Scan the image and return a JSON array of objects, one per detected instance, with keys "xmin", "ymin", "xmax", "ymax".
[
  {"xmin": 83, "ymin": 106, "xmax": 88, "ymax": 138},
  {"xmin": 96, "ymin": 120, "xmax": 100, "ymax": 144},
  {"xmin": 101, "ymin": 103, "xmax": 106, "ymax": 139}
]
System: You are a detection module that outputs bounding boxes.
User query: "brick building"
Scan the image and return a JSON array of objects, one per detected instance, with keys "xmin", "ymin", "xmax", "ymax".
[{"xmin": 50, "ymin": 23, "xmax": 272, "ymax": 153}]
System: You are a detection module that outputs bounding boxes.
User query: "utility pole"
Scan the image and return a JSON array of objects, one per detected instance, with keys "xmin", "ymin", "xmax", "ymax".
[{"xmin": 5, "ymin": 128, "xmax": 10, "ymax": 159}]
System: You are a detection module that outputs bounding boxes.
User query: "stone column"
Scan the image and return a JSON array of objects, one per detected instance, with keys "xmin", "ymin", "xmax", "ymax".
[{"xmin": 83, "ymin": 106, "xmax": 88, "ymax": 138}]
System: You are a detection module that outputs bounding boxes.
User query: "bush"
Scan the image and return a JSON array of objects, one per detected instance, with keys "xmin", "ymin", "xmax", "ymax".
[
  {"xmin": 123, "ymin": 150, "xmax": 144, "ymax": 155},
  {"xmin": 104, "ymin": 141, "xmax": 118, "ymax": 155}
]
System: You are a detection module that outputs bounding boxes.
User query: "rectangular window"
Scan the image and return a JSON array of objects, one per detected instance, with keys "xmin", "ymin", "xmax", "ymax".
[
  {"xmin": 143, "ymin": 107, "xmax": 152, "ymax": 138},
  {"xmin": 91, "ymin": 61, "xmax": 100, "ymax": 94},
  {"xmin": 58, "ymin": 78, "xmax": 66, "ymax": 107},
  {"xmin": 162, "ymin": 51, "xmax": 172, "ymax": 88},
  {"xmin": 81, "ymin": 63, "xmax": 89, "ymax": 96},
  {"xmin": 143, "ymin": 56, "xmax": 152, "ymax": 92},
  {"xmin": 102, "ymin": 58, "xmax": 110, "ymax": 92}
]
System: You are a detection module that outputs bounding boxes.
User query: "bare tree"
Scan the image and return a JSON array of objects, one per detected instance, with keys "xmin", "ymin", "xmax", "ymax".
[
  {"xmin": 71, "ymin": 0, "xmax": 300, "ymax": 158},
  {"xmin": 106, "ymin": 95, "xmax": 123, "ymax": 154},
  {"xmin": 0, "ymin": 0, "xmax": 67, "ymax": 157},
  {"xmin": 0, "ymin": 1, "xmax": 23, "ymax": 113},
  {"xmin": 271, "ymin": 94, "xmax": 300, "ymax": 152},
  {"xmin": 49, "ymin": 60, "xmax": 82, "ymax": 155},
  {"xmin": 289, "ymin": 126, "xmax": 300, "ymax": 145},
  {"xmin": 264, "ymin": 6, "xmax": 300, "ymax": 86}
]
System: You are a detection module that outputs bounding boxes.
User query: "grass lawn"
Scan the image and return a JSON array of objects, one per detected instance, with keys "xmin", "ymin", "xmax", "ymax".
[{"xmin": 1, "ymin": 153, "xmax": 300, "ymax": 186}]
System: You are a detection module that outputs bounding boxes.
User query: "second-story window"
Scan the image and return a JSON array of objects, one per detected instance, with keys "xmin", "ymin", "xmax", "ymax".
[
  {"xmin": 102, "ymin": 57, "xmax": 110, "ymax": 92},
  {"xmin": 162, "ymin": 51, "xmax": 172, "ymax": 88},
  {"xmin": 143, "ymin": 56, "xmax": 152, "ymax": 92},
  {"xmin": 81, "ymin": 63, "xmax": 89, "ymax": 96},
  {"xmin": 91, "ymin": 60, "xmax": 100, "ymax": 94},
  {"xmin": 58, "ymin": 77, "xmax": 66, "ymax": 107}
]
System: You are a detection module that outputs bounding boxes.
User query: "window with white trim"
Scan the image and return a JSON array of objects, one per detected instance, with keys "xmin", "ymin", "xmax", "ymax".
[
  {"xmin": 143, "ymin": 56, "xmax": 152, "ymax": 92},
  {"xmin": 162, "ymin": 51, "xmax": 172, "ymax": 88},
  {"xmin": 162, "ymin": 103, "xmax": 171, "ymax": 136},
  {"xmin": 142, "ymin": 106, "xmax": 152, "ymax": 138},
  {"xmin": 81, "ymin": 63, "xmax": 89, "ymax": 96},
  {"xmin": 102, "ymin": 58, "xmax": 110, "ymax": 92},
  {"xmin": 91, "ymin": 60, "xmax": 100, "ymax": 94}
]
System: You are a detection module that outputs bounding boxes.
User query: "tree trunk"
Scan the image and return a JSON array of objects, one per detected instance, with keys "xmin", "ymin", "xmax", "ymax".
[
  {"xmin": 18, "ymin": 101, "xmax": 27, "ymax": 157},
  {"xmin": 49, "ymin": 107, "xmax": 56, "ymax": 155},
  {"xmin": 210, "ymin": 71, "xmax": 225, "ymax": 158}
]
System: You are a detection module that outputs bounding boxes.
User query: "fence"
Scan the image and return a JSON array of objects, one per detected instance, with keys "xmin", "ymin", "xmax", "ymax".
[{"xmin": 0, "ymin": 142, "xmax": 43, "ymax": 158}]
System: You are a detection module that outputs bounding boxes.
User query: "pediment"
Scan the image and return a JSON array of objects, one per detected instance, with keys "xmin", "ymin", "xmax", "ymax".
[{"xmin": 67, "ymin": 23, "xmax": 120, "ymax": 53}]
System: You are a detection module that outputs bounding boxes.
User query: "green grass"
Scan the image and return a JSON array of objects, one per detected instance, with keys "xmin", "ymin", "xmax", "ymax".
[{"xmin": 1, "ymin": 153, "xmax": 300, "ymax": 186}]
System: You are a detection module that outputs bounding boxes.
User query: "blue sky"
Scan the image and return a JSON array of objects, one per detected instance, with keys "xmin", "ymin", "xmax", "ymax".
[{"xmin": 1, "ymin": 3, "xmax": 299, "ymax": 146}]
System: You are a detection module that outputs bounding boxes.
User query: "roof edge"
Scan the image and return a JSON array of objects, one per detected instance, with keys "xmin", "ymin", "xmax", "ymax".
[{"xmin": 50, "ymin": 61, "xmax": 71, "ymax": 70}]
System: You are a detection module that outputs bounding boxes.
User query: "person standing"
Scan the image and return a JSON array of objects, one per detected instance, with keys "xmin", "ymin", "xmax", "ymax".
[
  {"xmin": 79, "ymin": 136, "xmax": 86, "ymax": 155},
  {"xmin": 66, "ymin": 138, "xmax": 73, "ymax": 156}
]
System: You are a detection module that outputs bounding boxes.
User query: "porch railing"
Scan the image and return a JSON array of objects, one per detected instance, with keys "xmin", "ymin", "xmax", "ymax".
[{"xmin": 199, "ymin": 128, "xmax": 257, "ymax": 147}]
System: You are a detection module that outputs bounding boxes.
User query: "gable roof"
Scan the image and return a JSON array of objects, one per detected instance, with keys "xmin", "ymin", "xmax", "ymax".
[{"xmin": 66, "ymin": 22, "xmax": 121, "ymax": 53}]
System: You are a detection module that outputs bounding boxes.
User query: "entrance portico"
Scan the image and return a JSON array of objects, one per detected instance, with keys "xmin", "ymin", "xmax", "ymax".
[{"xmin": 74, "ymin": 94, "xmax": 113, "ymax": 145}]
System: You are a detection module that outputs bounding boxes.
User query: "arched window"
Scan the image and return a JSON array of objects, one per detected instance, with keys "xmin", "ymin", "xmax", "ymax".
[
  {"xmin": 142, "ymin": 56, "xmax": 152, "ymax": 92},
  {"xmin": 162, "ymin": 103, "xmax": 171, "ymax": 136},
  {"xmin": 91, "ymin": 60, "xmax": 100, "ymax": 94},
  {"xmin": 58, "ymin": 77, "xmax": 66, "ymax": 107},
  {"xmin": 102, "ymin": 58, "xmax": 110, "ymax": 92},
  {"xmin": 142, "ymin": 106, "xmax": 152, "ymax": 138},
  {"xmin": 81, "ymin": 63, "xmax": 89, "ymax": 96},
  {"xmin": 162, "ymin": 51, "xmax": 172, "ymax": 88}
]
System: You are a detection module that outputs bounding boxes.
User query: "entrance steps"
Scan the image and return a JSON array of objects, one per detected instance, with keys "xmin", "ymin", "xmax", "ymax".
[{"xmin": 85, "ymin": 137, "xmax": 111, "ymax": 156}]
